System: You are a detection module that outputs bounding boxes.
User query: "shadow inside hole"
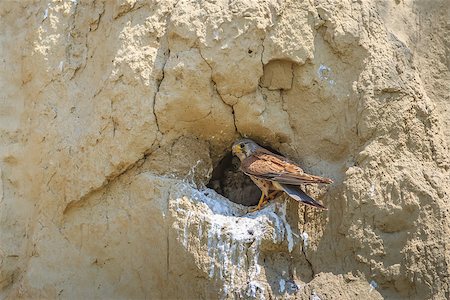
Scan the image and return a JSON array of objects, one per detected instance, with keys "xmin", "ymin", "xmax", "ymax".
[
  {"xmin": 207, "ymin": 152, "xmax": 260, "ymax": 206},
  {"xmin": 207, "ymin": 145, "xmax": 283, "ymax": 207}
]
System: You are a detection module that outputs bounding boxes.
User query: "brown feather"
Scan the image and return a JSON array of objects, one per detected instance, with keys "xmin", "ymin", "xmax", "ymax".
[{"xmin": 240, "ymin": 149, "xmax": 333, "ymax": 185}]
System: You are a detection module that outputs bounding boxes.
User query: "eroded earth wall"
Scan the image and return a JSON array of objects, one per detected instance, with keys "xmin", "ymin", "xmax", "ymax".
[{"xmin": 0, "ymin": 0, "xmax": 449, "ymax": 299}]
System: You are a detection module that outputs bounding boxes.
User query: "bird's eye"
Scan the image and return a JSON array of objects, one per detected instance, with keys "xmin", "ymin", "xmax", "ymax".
[{"xmin": 239, "ymin": 143, "xmax": 244, "ymax": 148}]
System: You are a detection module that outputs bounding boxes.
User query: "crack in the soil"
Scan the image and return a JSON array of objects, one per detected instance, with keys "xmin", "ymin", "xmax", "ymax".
[{"xmin": 198, "ymin": 47, "xmax": 242, "ymax": 136}]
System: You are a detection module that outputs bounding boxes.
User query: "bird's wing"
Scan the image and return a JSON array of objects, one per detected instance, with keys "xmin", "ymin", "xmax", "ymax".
[
  {"xmin": 278, "ymin": 183, "xmax": 327, "ymax": 210},
  {"xmin": 241, "ymin": 150, "xmax": 333, "ymax": 185}
]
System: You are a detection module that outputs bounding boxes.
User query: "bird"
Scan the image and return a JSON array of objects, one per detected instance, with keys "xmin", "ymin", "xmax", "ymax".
[{"xmin": 231, "ymin": 138, "xmax": 333, "ymax": 211}]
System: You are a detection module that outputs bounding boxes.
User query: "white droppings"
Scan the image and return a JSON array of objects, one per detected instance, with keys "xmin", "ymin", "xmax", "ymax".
[
  {"xmin": 221, "ymin": 43, "xmax": 229, "ymax": 50},
  {"xmin": 301, "ymin": 232, "xmax": 309, "ymax": 250},
  {"xmin": 43, "ymin": 8, "xmax": 49, "ymax": 21},
  {"xmin": 174, "ymin": 184, "xmax": 298, "ymax": 298},
  {"xmin": 311, "ymin": 291, "xmax": 321, "ymax": 300},
  {"xmin": 368, "ymin": 183, "xmax": 376, "ymax": 198},
  {"xmin": 196, "ymin": 189, "xmax": 235, "ymax": 215},
  {"xmin": 197, "ymin": 221, "xmax": 203, "ymax": 239},
  {"xmin": 207, "ymin": 222, "xmax": 220, "ymax": 278},
  {"xmin": 229, "ymin": 241, "xmax": 237, "ymax": 285},
  {"xmin": 249, "ymin": 240, "xmax": 261, "ymax": 278},
  {"xmin": 247, "ymin": 281, "xmax": 265, "ymax": 299},
  {"xmin": 213, "ymin": 30, "xmax": 220, "ymax": 41},
  {"xmin": 286, "ymin": 280, "xmax": 300, "ymax": 293},
  {"xmin": 183, "ymin": 159, "xmax": 204, "ymax": 188},
  {"xmin": 182, "ymin": 211, "xmax": 192, "ymax": 248},
  {"xmin": 369, "ymin": 280, "xmax": 378, "ymax": 293},
  {"xmin": 317, "ymin": 64, "xmax": 330, "ymax": 79},
  {"xmin": 267, "ymin": 210, "xmax": 284, "ymax": 243},
  {"xmin": 279, "ymin": 278, "xmax": 286, "ymax": 293},
  {"xmin": 174, "ymin": 197, "xmax": 181, "ymax": 212},
  {"xmin": 58, "ymin": 61, "xmax": 64, "ymax": 72},
  {"xmin": 217, "ymin": 238, "xmax": 225, "ymax": 279},
  {"xmin": 237, "ymin": 242, "xmax": 246, "ymax": 270},
  {"xmin": 317, "ymin": 64, "xmax": 335, "ymax": 86},
  {"xmin": 278, "ymin": 202, "xmax": 294, "ymax": 252}
]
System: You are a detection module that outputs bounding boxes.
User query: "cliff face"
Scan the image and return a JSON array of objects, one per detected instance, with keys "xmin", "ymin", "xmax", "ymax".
[{"xmin": 0, "ymin": 0, "xmax": 449, "ymax": 299}]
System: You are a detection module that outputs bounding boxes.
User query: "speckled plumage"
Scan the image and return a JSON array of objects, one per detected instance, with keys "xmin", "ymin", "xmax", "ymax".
[{"xmin": 232, "ymin": 139, "xmax": 332, "ymax": 211}]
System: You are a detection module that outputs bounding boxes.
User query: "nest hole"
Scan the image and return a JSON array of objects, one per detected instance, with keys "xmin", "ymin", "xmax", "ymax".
[
  {"xmin": 207, "ymin": 152, "xmax": 260, "ymax": 206},
  {"xmin": 207, "ymin": 145, "xmax": 283, "ymax": 206}
]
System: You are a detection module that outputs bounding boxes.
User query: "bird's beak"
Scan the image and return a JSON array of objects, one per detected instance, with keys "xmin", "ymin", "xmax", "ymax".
[{"xmin": 232, "ymin": 144, "xmax": 240, "ymax": 154}]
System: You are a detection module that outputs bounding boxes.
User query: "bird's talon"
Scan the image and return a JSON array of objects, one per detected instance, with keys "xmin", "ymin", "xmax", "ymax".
[
  {"xmin": 248, "ymin": 206, "xmax": 259, "ymax": 213},
  {"xmin": 249, "ymin": 199, "xmax": 269, "ymax": 212}
]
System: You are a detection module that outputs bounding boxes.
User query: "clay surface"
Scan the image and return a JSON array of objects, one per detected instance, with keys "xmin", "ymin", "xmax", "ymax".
[{"xmin": 0, "ymin": 0, "xmax": 449, "ymax": 299}]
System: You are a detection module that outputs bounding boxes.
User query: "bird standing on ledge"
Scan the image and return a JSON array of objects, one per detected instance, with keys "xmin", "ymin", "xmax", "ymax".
[{"xmin": 231, "ymin": 139, "xmax": 333, "ymax": 211}]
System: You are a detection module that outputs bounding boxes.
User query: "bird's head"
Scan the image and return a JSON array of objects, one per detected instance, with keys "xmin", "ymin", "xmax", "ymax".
[{"xmin": 232, "ymin": 139, "xmax": 259, "ymax": 161}]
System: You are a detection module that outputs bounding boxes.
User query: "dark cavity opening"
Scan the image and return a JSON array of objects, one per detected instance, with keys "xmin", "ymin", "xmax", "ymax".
[
  {"xmin": 207, "ymin": 152, "xmax": 260, "ymax": 206},
  {"xmin": 207, "ymin": 144, "xmax": 283, "ymax": 207}
]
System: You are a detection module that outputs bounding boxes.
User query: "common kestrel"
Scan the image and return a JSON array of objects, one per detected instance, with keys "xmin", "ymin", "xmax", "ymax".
[{"xmin": 232, "ymin": 139, "xmax": 333, "ymax": 211}]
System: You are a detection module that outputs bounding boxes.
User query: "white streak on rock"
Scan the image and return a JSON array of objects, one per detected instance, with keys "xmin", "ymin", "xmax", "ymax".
[
  {"xmin": 369, "ymin": 280, "xmax": 378, "ymax": 293},
  {"xmin": 302, "ymin": 232, "xmax": 309, "ymax": 250},
  {"xmin": 279, "ymin": 278, "xmax": 286, "ymax": 293},
  {"xmin": 213, "ymin": 30, "xmax": 220, "ymax": 41},
  {"xmin": 247, "ymin": 280, "xmax": 265, "ymax": 299},
  {"xmin": 172, "ymin": 184, "xmax": 300, "ymax": 298},
  {"xmin": 58, "ymin": 61, "xmax": 64, "ymax": 72},
  {"xmin": 317, "ymin": 64, "xmax": 335, "ymax": 86},
  {"xmin": 182, "ymin": 211, "xmax": 192, "ymax": 248},
  {"xmin": 278, "ymin": 202, "xmax": 294, "ymax": 252},
  {"xmin": 311, "ymin": 291, "xmax": 321, "ymax": 300},
  {"xmin": 267, "ymin": 211, "xmax": 284, "ymax": 243},
  {"xmin": 207, "ymin": 222, "xmax": 219, "ymax": 278},
  {"xmin": 43, "ymin": 8, "xmax": 49, "ymax": 21},
  {"xmin": 197, "ymin": 221, "xmax": 203, "ymax": 239},
  {"xmin": 368, "ymin": 183, "xmax": 376, "ymax": 198}
]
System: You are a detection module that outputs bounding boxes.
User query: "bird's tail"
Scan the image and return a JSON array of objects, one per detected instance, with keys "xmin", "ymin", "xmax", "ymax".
[{"xmin": 279, "ymin": 183, "xmax": 327, "ymax": 210}]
